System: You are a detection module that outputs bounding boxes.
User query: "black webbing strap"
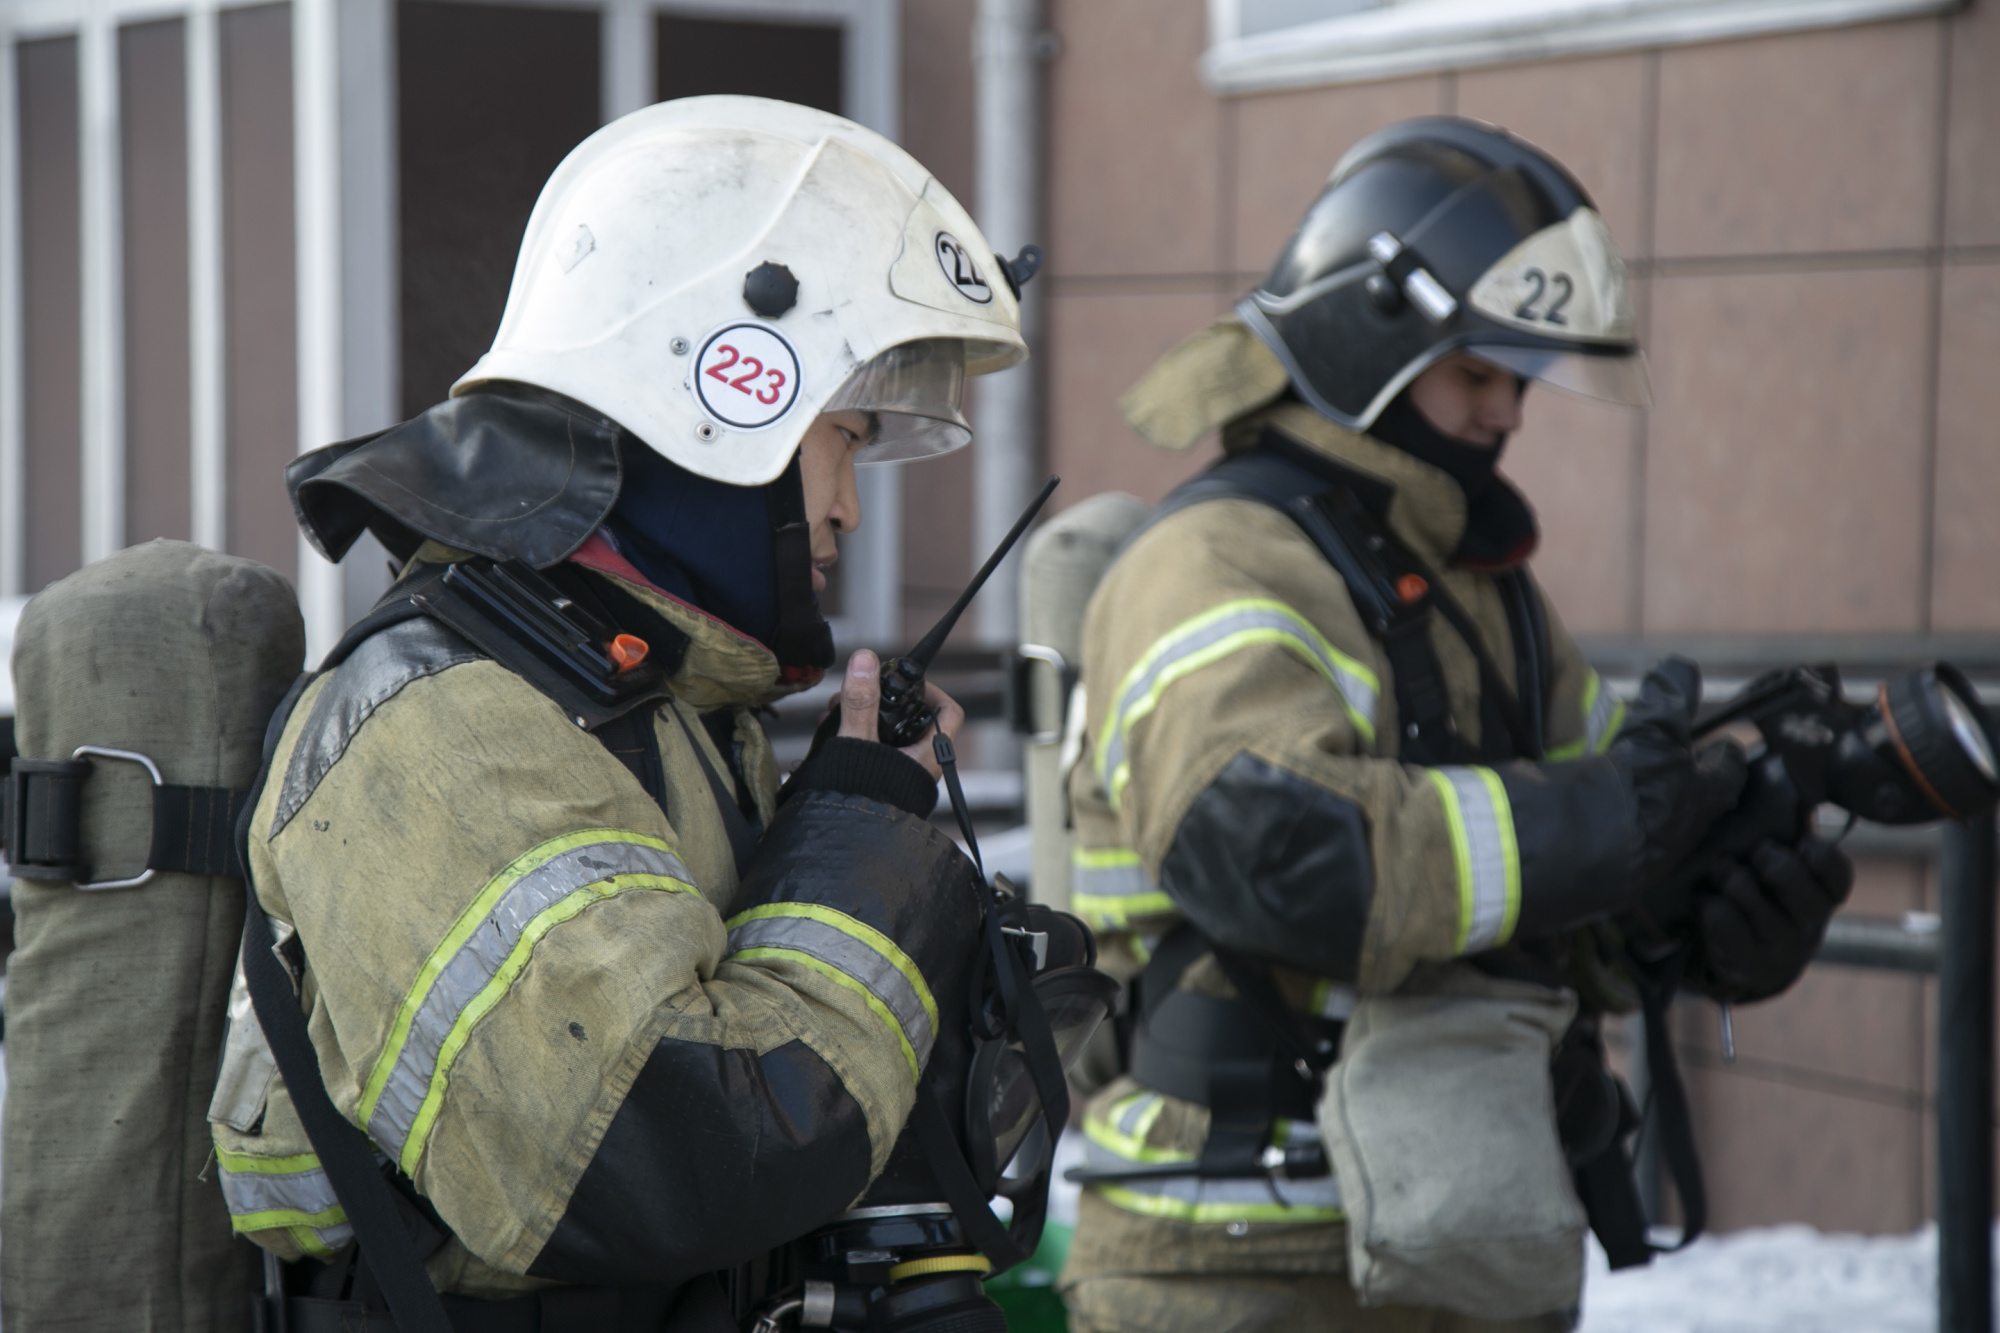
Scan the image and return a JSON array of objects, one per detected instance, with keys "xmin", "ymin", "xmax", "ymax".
[
  {"xmin": 235, "ymin": 631, "xmax": 454, "ymax": 1333},
  {"xmin": 4, "ymin": 762, "xmax": 251, "ymax": 884},
  {"xmin": 151, "ymin": 784, "xmax": 251, "ymax": 876},
  {"xmin": 1630, "ymin": 944, "xmax": 1707, "ymax": 1252},
  {"xmin": 662, "ymin": 705, "xmax": 756, "ymax": 879}
]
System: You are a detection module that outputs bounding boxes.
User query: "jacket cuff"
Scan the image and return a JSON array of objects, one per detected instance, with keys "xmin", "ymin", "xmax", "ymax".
[
  {"xmin": 1496, "ymin": 757, "xmax": 1642, "ymax": 940},
  {"xmin": 787, "ymin": 737, "xmax": 938, "ymax": 818}
]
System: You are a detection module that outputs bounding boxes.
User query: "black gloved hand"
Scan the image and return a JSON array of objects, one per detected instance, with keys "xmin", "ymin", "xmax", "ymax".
[
  {"xmin": 1605, "ymin": 657, "xmax": 1749, "ymax": 892},
  {"xmin": 1687, "ymin": 836, "xmax": 1854, "ymax": 1003}
]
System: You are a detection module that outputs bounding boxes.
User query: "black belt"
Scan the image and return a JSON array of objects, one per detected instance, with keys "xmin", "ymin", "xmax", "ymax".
[{"xmin": 4, "ymin": 749, "xmax": 246, "ymax": 888}]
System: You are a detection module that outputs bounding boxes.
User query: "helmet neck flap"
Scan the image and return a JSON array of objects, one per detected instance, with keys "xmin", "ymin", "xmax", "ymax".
[{"xmin": 289, "ymin": 384, "xmax": 836, "ymax": 670}]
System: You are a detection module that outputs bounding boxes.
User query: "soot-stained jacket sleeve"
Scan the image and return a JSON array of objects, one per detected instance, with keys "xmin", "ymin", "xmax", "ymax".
[
  {"xmin": 250, "ymin": 645, "xmax": 979, "ymax": 1287},
  {"xmin": 1083, "ymin": 500, "xmax": 1636, "ymax": 994}
]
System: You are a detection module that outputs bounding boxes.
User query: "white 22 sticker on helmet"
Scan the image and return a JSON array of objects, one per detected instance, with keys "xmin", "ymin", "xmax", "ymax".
[{"xmin": 694, "ymin": 324, "xmax": 802, "ymax": 430}]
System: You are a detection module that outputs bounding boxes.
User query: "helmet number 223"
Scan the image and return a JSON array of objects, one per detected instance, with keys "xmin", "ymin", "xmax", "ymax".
[{"xmin": 694, "ymin": 323, "xmax": 802, "ymax": 430}]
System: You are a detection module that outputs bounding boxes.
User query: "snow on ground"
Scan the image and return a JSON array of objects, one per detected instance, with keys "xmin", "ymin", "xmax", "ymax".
[{"xmin": 1577, "ymin": 1225, "xmax": 1946, "ymax": 1333}]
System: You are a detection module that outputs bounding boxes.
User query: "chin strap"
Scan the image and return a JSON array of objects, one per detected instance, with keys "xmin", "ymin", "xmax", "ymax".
[{"xmin": 765, "ymin": 454, "xmax": 834, "ymax": 671}]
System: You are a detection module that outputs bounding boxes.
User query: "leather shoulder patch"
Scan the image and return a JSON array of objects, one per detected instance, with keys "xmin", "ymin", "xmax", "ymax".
[{"xmin": 270, "ymin": 618, "xmax": 482, "ymax": 837}]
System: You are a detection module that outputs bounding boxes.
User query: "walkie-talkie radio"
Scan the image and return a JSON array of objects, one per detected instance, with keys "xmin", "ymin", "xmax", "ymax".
[{"xmin": 875, "ymin": 476, "xmax": 1061, "ymax": 746}]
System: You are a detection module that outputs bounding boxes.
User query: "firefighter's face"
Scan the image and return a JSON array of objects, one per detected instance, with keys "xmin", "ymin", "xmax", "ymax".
[
  {"xmin": 798, "ymin": 411, "xmax": 875, "ymax": 593},
  {"xmin": 1405, "ymin": 353, "xmax": 1524, "ymax": 447}
]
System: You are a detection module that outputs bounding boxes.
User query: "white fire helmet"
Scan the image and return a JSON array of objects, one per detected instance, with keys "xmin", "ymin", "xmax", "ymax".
[{"xmin": 456, "ymin": 96, "xmax": 1029, "ymax": 486}]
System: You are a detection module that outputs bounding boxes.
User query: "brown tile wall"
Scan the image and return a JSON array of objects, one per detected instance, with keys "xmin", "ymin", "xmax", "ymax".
[
  {"xmin": 17, "ymin": 37, "xmax": 83, "ymax": 593},
  {"xmin": 120, "ymin": 18, "xmax": 191, "ymax": 548},
  {"xmin": 1036, "ymin": 0, "xmax": 2000, "ymax": 1234},
  {"xmin": 220, "ymin": 4, "xmax": 298, "ymax": 581},
  {"xmin": 898, "ymin": 0, "xmax": 978, "ymax": 637}
]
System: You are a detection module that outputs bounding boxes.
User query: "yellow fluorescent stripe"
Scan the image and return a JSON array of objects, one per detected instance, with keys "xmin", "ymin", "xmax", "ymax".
[
  {"xmin": 358, "ymin": 828, "xmax": 681, "ymax": 1127},
  {"xmin": 1097, "ymin": 599, "xmax": 1380, "ymax": 803},
  {"xmin": 1429, "ymin": 769, "xmax": 1478, "ymax": 955},
  {"xmin": 1085, "ymin": 1096, "xmax": 1183, "ymax": 1165},
  {"xmin": 1106, "ymin": 627, "xmax": 1372, "ymax": 805},
  {"xmin": 398, "ymin": 872, "xmax": 693, "ymax": 1174},
  {"xmin": 290, "ymin": 1226, "xmax": 342, "ymax": 1261},
  {"xmin": 735, "ymin": 946, "xmax": 922, "ymax": 1084},
  {"xmin": 727, "ymin": 901, "xmax": 938, "ymax": 1036},
  {"xmin": 215, "ymin": 1149, "xmax": 323, "ymax": 1176},
  {"xmin": 1073, "ymin": 890, "xmax": 1177, "ymax": 927},
  {"xmin": 1475, "ymin": 766, "xmax": 1522, "ymax": 945},
  {"xmin": 1071, "ymin": 847, "xmax": 1144, "ymax": 869},
  {"xmin": 229, "ymin": 1205, "xmax": 345, "ymax": 1234},
  {"xmin": 1093, "ymin": 1183, "xmax": 1344, "ymax": 1225}
]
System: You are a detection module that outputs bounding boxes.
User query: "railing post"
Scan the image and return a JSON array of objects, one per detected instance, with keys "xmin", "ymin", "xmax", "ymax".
[{"xmin": 1939, "ymin": 811, "xmax": 1996, "ymax": 1333}]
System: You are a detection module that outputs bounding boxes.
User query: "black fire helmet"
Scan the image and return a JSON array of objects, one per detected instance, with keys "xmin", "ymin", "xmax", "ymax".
[{"xmin": 1238, "ymin": 116, "xmax": 1651, "ymax": 432}]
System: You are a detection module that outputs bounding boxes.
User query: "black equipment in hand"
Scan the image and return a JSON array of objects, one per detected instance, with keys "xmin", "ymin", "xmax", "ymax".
[
  {"xmin": 1688, "ymin": 837, "xmax": 1854, "ymax": 1003},
  {"xmin": 1606, "ymin": 657, "xmax": 1751, "ymax": 893},
  {"xmin": 877, "ymin": 477, "xmax": 1060, "ymax": 747},
  {"xmin": 1646, "ymin": 661, "xmax": 2000, "ymax": 930}
]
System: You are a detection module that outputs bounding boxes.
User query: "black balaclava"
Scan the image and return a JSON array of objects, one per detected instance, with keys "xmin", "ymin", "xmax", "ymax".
[
  {"xmin": 602, "ymin": 435, "xmax": 833, "ymax": 669},
  {"xmin": 1369, "ymin": 388, "xmax": 1538, "ymax": 570}
]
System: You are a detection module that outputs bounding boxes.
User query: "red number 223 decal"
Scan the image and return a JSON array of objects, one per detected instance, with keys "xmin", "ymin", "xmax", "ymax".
[{"xmin": 706, "ymin": 344, "xmax": 787, "ymax": 405}]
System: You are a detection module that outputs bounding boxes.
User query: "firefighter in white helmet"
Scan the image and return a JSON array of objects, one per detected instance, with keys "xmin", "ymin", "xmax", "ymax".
[{"xmin": 209, "ymin": 96, "xmax": 1031, "ymax": 1330}]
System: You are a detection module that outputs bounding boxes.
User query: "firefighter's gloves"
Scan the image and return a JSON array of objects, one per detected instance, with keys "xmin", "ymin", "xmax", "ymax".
[
  {"xmin": 1688, "ymin": 837, "xmax": 1854, "ymax": 1003},
  {"xmin": 1605, "ymin": 657, "xmax": 1748, "ymax": 894}
]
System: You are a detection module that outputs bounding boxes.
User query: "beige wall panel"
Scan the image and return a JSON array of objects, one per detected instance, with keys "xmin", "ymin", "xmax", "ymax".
[
  {"xmin": 1227, "ymin": 74, "xmax": 1442, "ymax": 276},
  {"xmin": 1455, "ymin": 52, "xmax": 1651, "ymax": 259},
  {"xmin": 1044, "ymin": 288, "xmax": 1228, "ymax": 509},
  {"xmin": 1677, "ymin": 1043, "xmax": 1924, "ymax": 1232},
  {"xmin": 1641, "ymin": 268, "xmax": 1929, "ymax": 634},
  {"xmin": 120, "ymin": 18, "xmax": 191, "ymax": 547},
  {"xmin": 1931, "ymin": 263, "xmax": 2000, "ymax": 631},
  {"xmin": 1653, "ymin": 20, "xmax": 1942, "ymax": 258},
  {"xmin": 221, "ymin": 4, "xmax": 297, "ymax": 580},
  {"xmin": 1944, "ymin": 0, "xmax": 2000, "ymax": 247},
  {"xmin": 18, "ymin": 37, "xmax": 83, "ymax": 593},
  {"xmin": 1046, "ymin": 0, "xmax": 1219, "ymax": 277},
  {"xmin": 1507, "ymin": 392, "xmax": 1641, "ymax": 636}
]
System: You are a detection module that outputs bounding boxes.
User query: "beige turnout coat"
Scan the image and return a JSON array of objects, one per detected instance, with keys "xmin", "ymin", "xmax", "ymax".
[{"xmin": 1061, "ymin": 322, "xmax": 1625, "ymax": 1284}]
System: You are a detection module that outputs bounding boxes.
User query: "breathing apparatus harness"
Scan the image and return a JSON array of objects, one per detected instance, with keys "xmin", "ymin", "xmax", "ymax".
[
  {"xmin": 193, "ymin": 502, "xmax": 1112, "ymax": 1333},
  {"xmin": 1062, "ymin": 428, "xmax": 1705, "ymax": 1269}
]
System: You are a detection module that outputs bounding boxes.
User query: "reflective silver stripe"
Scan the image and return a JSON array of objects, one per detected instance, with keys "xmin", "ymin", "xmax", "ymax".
[
  {"xmin": 1429, "ymin": 767, "xmax": 1521, "ymax": 955},
  {"xmin": 1314, "ymin": 980, "xmax": 1357, "ymax": 1022},
  {"xmin": 1584, "ymin": 672, "xmax": 1622, "ymax": 754},
  {"xmin": 1082, "ymin": 1131, "xmax": 1344, "ymax": 1221},
  {"xmin": 727, "ymin": 911, "xmax": 936, "ymax": 1072},
  {"xmin": 365, "ymin": 837, "xmax": 693, "ymax": 1164},
  {"xmin": 1070, "ymin": 849, "xmax": 1175, "ymax": 926},
  {"xmin": 218, "ymin": 1162, "xmax": 342, "ymax": 1220},
  {"xmin": 1072, "ymin": 854, "xmax": 1154, "ymax": 902},
  {"xmin": 1098, "ymin": 599, "xmax": 1379, "ymax": 806}
]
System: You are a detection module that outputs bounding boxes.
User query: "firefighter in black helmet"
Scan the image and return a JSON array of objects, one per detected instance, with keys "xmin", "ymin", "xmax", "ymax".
[{"xmin": 1055, "ymin": 117, "xmax": 1852, "ymax": 1332}]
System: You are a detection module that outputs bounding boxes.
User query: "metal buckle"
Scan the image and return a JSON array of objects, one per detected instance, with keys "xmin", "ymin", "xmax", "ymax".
[{"xmin": 69, "ymin": 746, "xmax": 162, "ymax": 891}]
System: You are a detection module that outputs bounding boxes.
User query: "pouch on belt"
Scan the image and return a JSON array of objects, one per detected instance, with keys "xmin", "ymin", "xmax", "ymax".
[
  {"xmin": 1318, "ymin": 962, "xmax": 1586, "ymax": 1322},
  {"xmin": 2, "ymin": 539, "xmax": 304, "ymax": 1332}
]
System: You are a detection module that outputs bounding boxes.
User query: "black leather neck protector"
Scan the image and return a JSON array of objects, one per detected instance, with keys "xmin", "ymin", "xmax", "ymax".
[
  {"xmin": 1369, "ymin": 392, "xmax": 1539, "ymax": 571},
  {"xmin": 765, "ymin": 454, "xmax": 836, "ymax": 670},
  {"xmin": 289, "ymin": 385, "xmax": 622, "ymax": 569}
]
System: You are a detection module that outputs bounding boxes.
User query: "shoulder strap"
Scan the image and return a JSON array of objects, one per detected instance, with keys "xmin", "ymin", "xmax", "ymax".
[
  {"xmin": 236, "ymin": 674, "xmax": 455, "ymax": 1333},
  {"xmin": 1145, "ymin": 439, "xmax": 1466, "ymax": 763}
]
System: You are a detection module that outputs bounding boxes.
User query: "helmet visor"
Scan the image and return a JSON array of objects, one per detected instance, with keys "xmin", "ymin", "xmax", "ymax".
[
  {"xmin": 826, "ymin": 339, "xmax": 972, "ymax": 463},
  {"xmin": 1470, "ymin": 343, "xmax": 1652, "ymax": 410}
]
